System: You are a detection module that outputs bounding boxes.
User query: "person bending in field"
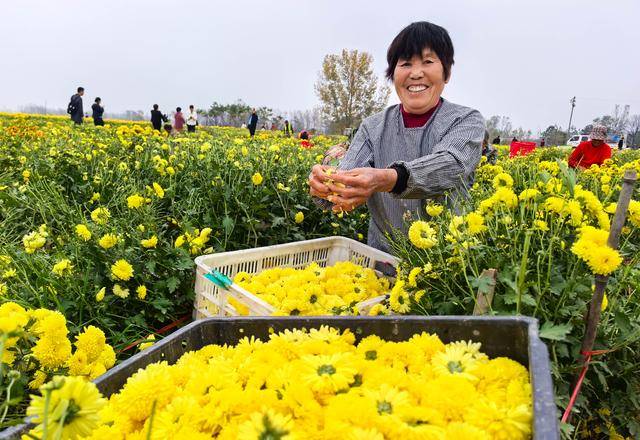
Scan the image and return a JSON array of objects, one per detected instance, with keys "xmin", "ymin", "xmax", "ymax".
[
  {"xmin": 299, "ymin": 130, "xmax": 312, "ymax": 148},
  {"xmin": 481, "ymin": 130, "xmax": 497, "ymax": 164},
  {"xmin": 568, "ymin": 125, "xmax": 611, "ymax": 170},
  {"xmin": 308, "ymin": 21, "xmax": 485, "ymax": 253}
]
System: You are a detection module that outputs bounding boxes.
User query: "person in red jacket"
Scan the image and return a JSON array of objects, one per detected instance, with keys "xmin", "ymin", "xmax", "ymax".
[{"xmin": 568, "ymin": 125, "xmax": 611, "ymax": 169}]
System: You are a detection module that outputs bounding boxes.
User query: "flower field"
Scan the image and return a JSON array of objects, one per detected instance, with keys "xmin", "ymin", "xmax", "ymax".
[
  {"xmin": 0, "ymin": 113, "xmax": 366, "ymax": 430},
  {"xmin": 0, "ymin": 113, "xmax": 366, "ymax": 342},
  {"xmin": 388, "ymin": 149, "xmax": 640, "ymax": 437},
  {"xmin": 1, "ymin": 112, "xmax": 640, "ymax": 438}
]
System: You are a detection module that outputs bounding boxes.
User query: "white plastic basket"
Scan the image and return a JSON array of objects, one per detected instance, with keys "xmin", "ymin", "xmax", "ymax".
[{"xmin": 193, "ymin": 236, "xmax": 399, "ymax": 318}]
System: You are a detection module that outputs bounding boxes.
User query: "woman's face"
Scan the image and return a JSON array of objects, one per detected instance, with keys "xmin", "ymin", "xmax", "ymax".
[{"xmin": 393, "ymin": 48, "xmax": 447, "ymax": 114}]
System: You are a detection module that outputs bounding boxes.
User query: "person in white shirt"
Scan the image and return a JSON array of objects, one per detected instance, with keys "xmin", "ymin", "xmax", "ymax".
[{"xmin": 186, "ymin": 105, "xmax": 198, "ymax": 132}]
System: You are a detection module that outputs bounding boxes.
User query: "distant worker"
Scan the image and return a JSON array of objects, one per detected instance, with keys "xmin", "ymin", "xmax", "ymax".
[
  {"xmin": 91, "ymin": 97, "xmax": 104, "ymax": 126},
  {"xmin": 540, "ymin": 138, "xmax": 545, "ymax": 147},
  {"xmin": 173, "ymin": 107, "xmax": 185, "ymax": 132},
  {"xmin": 568, "ymin": 125, "xmax": 611, "ymax": 170},
  {"xmin": 186, "ymin": 105, "xmax": 198, "ymax": 133},
  {"xmin": 511, "ymin": 137, "xmax": 518, "ymax": 143},
  {"xmin": 150, "ymin": 104, "xmax": 168, "ymax": 131},
  {"xmin": 247, "ymin": 108, "xmax": 258, "ymax": 137},
  {"xmin": 67, "ymin": 87, "xmax": 84, "ymax": 125},
  {"xmin": 618, "ymin": 135, "xmax": 624, "ymax": 151},
  {"xmin": 481, "ymin": 130, "xmax": 497, "ymax": 164},
  {"xmin": 492, "ymin": 135, "xmax": 500, "ymax": 145},
  {"xmin": 283, "ymin": 120, "xmax": 294, "ymax": 137},
  {"xmin": 299, "ymin": 130, "xmax": 312, "ymax": 148}
]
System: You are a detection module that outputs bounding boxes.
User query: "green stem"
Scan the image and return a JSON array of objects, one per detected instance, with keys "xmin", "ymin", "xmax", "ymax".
[
  {"xmin": 146, "ymin": 400, "xmax": 158, "ymax": 440},
  {"xmin": 0, "ymin": 377, "xmax": 16, "ymax": 424},
  {"xmin": 0, "ymin": 335, "xmax": 6, "ymax": 382},
  {"xmin": 516, "ymin": 231, "xmax": 532, "ymax": 315},
  {"xmin": 42, "ymin": 388, "xmax": 52, "ymax": 440}
]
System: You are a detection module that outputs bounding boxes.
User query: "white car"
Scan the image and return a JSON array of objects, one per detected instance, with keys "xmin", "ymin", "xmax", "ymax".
[{"xmin": 567, "ymin": 135, "xmax": 590, "ymax": 147}]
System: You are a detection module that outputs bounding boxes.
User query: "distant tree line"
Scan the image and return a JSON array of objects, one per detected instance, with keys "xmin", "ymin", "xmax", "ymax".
[
  {"xmin": 17, "ymin": 104, "xmax": 146, "ymax": 121},
  {"xmin": 197, "ymin": 100, "xmax": 327, "ymax": 134}
]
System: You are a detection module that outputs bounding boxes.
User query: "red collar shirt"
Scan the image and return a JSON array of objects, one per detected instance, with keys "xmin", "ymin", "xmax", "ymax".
[{"xmin": 568, "ymin": 141, "xmax": 611, "ymax": 169}]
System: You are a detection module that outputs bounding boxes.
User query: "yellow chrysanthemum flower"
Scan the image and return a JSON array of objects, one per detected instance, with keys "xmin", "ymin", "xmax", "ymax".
[
  {"xmin": 237, "ymin": 409, "xmax": 295, "ymax": 440},
  {"xmin": 465, "ymin": 211, "xmax": 487, "ymax": 235},
  {"xmin": 98, "ymin": 234, "xmax": 118, "ymax": 249},
  {"xmin": 127, "ymin": 193, "xmax": 145, "ymax": 209},
  {"xmin": 136, "ymin": 285, "xmax": 147, "ymax": 300},
  {"xmin": 90, "ymin": 207, "xmax": 111, "ymax": 225},
  {"xmin": 300, "ymin": 353, "xmax": 358, "ymax": 394},
  {"xmin": 492, "ymin": 172, "xmax": 514, "ymax": 189},
  {"xmin": 111, "ymin": 259, "xmax": 134, "ymax": 281},
  {"xmin": 408, "ymin": 221, "xmax": 437, "ymax": 249},
  {"xmin": 75, "ymin": 224, "xmax": 92, "ymax": 241},
  {"xmin": 425, "ymin": 204, "xmax": 444, "ymax": 217},
  {"xmin": 251, "ymin": 172, "xmax": 264, "ymax": 186},
  {"xmin": 52, "ymin": 259, "xmax": 73, "ymax": 277},
  {"xmin": 26, "ymin": 376, "xmax": 106, "ymax": 439},
  {"xmin": 152, "ymin": 182, "xmax": 165, "ymax": 198},
  {"xmin": 141, "ymin": 235, "xmax": 158, "ymax": 248},
  {"xmin": 389, "ymin": 279, "xmax": 411, "ymax": 313},
  {"xmin": 112, "ymin": 284, "xmax": 130, "ymax": 299}
]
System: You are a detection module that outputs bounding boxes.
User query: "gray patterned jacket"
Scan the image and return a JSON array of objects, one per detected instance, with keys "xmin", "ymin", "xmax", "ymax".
[{"xmin": 318, "ymin": 99, "xmax": 485, "ymax": 253}]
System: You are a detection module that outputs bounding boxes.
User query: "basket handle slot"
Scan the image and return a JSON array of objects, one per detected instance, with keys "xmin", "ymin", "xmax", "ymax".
[{"xmin": 374, "ymin": 261, "xmax": 397, "ymax": 277}]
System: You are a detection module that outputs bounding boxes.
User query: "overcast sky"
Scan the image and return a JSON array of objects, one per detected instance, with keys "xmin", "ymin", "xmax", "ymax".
[{"xmin": 1, "ymin": 0, "xmax": 639, "ymax": 133}]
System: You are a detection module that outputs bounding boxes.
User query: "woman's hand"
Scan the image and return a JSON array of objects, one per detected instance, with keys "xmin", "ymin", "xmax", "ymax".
[
  {"xmin": 325, "ymin": 168, "xmax": 397, "ymax": 212},
  {"xmin": 308, "ymin": 164, "xmax": 334, "ymax": 199}
]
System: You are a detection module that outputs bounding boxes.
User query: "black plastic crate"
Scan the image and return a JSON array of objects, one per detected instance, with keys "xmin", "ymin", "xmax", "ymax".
[{"xmin": 1, "ymin": 316, "xmax": 559, "ymax": 439}]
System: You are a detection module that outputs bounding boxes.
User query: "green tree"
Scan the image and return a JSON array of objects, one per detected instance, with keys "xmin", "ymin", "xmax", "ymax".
[
  {"xmin": 592, "ymin": 104, "xmax": 630, "ymax": 135},
  {"xmin": 485, "ymin": 115, "xmax": 513, "ymax": 141},
  {"xmin": 627, "ymin": 114, "xmax": 640, "ymax": 147},
  {"xmin": 541, "ymin": 125, "xmax": 567, "ymax": 146},
  {"xmin": 315, "ymin": 49, "xmax": 390, "ymax": 134}
]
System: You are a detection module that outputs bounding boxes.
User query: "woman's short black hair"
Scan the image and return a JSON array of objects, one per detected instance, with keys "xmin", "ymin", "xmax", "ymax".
[
  {"xmin": 386, "ymin": 21, "xmax": 454, "ymax": 81},
  {"xmin": 95, "ymin": 97, "xmax": 101, "ymax": 103},
  {"xmin": 176, "ymin": 107, "xmax": 182, "ymax": 112},
  {"xmin": 153, "ymin": 104, "xmax": 159, "ymax": 110}
]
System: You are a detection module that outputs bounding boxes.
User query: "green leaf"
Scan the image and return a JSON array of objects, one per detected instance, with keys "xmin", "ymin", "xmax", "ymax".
[
  {"xmin": 520, "ymin": 293, "xmax": 537, "ymax": 307},
  {"xmin": 471, "ymin": 274, "xmax": 494, "ymax": 294},
  {"xmin": 556, "ymin": 343, "xmax": 570, "ymax": 359},
  {"xmin": 503, "ymin": 291, "xmax": 517, "ymax": 305},
  {"xmin": 166, "ymin": 277, "xmax": 180, "ymax": 293},
  {"xmin": 539, "ymin": 322, "xmax": 573, "ymax": 341},
  {"xmin": 614, "ymin": 310, "xmax": 632, "ymax": 335},
  {"xmin": 222, "ymin": 216, "xmax": 234, "ymax": 233},
  {"xmin": 151, "ymin": 297, "xmax": 172, "ymax": 314},
  {"xmin": 498, "ymin": 270, "xmax": 517, "ymax": 293},
  {"xmin": 176, "ymin": 256, "xmax": 194, "ymax": 271},
  {"xmin": 145, "ymin": 260, "xmax": 157, "ymax": 274}
]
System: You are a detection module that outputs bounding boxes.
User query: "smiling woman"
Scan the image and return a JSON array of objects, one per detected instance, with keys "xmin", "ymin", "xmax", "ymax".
[{"xmin": 309, "ymin": 21, "xmax": 485, "ymax": 253}]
